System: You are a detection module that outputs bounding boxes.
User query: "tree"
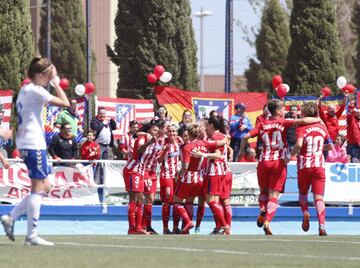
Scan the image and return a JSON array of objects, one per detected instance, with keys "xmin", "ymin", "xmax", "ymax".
[
  {"xmin": 107, "ymin": 0, "xmax": 198, "ymax": 98},
  {"xmin": 351, "ymin": 0, "xmax": 360, "ymax": 84},
  {"xmin": 38, "ymin": 0, "xmax": 91, "ymax": 88},
  {"xmin": 283, "ymin": 0, "xmax": 345, "ymax": 95},
  {"xmin": 0, "ymin": 0, "xmax": 34, "ymax": 90},
  {"xmin": 244, "ymin": 0, "xmax": 290, "ymax": 92}
]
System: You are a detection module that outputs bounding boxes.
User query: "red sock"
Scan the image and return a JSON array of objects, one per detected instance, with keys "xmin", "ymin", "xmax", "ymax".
[
  {"xmin": 258, "ymin": 192, "xmax": 269, "ymax": 211},
  {"xmin": 162, "ymin": 203, "xmax": 170, "ymax": 229},
  {"xmin": 128, "ymin": 201, "xmax": 136, "ymax": 230},
  {"xmin": 185, "ymin": 203, "xmax": 194, "ymax": 221},
  {"xmin": 265, "ymin": 197, "xmax": 278, "ymax": 223},
  {"xmin": 223, "ymin": 204, "xmax": 232, "ymax": 227},
  {"xmin": 315, "ymin": 199, "xmax": 326, "ymax": 225},
  {"xmin": 142, "ymin": 204, "xmax": 152, "ymax": 228},
  {"xmin": 136, "ymin": 202, "xmax": 143, "ymax": 230},
  {"xmin": 196, "ymin": 204, "xmax": 205, "ymax": 228},
  {"xmin": 299, "ymin": 194, "xmax": 309, "ymax": 214},
  {"xmin": 173, "ymin": 204, "xmax": 191, "ymax": 224},
  {"xmin": 209, "ymin": 201, "xmax": 227, "ymax": 227},
  {"xmin": 173, "ymin": 206, "xmax": 180, "ymax": 229}
]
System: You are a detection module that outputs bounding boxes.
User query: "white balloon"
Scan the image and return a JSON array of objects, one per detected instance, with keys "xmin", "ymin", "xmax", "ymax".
[
  {"xmin": 283, "ymin": 83, "xmax": 290, "ymax": 93},
  {"xmin": 159, "ymin": 72, "xmax": 172, "ymax": 83},
  {"xmin": 75, "ymin": 84, "xmax": 85, "ymax": 96},
  {"xmin": 336, "ymin": 76, "xmax": 347, "ymax": 89},
  {"xmin": 50, "ymin": 75, "xmax": 60, "ymax": 87}
]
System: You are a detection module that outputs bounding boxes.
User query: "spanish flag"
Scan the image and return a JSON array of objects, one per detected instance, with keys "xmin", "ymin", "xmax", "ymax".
[{"xmin": 155, "ymin": 86, "xmax": 267, "ymax": 126}]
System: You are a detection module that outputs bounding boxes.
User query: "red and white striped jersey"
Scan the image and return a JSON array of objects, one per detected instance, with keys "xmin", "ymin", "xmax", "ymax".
[
  {"xmin": 296, "ymin": 123, "xmax": 330, "ymax": 170},
  {"xmin": 160, "ymin": 141, "xmax": 181, "ymax": 179},
  {"xmin": 118, "ymin": 132, "xmax": 136, "ymax": 160},
  {"xmin": 249, "ymin": 117, "xmax": 294, "ymax": 161},
  {"xmin": 143, "ymin": 138, "xmax": 164, "ymax": 174},
  {"xmin": 207, "ymin": 132, "xmax": 227, "ymax": 176},
  {"xmin": 181, "ymin": 139, "xmax": 217, "ymax": 184},
  {"xmin": 124, "ymin": 135, "xmax": 147, "ymax": 174}
]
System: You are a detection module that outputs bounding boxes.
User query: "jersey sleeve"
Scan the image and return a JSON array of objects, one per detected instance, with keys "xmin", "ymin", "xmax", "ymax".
[
  {"xmin": 282, "ymin": 118, "xmax": 295, "ymax": 128},
  {"xmin": 248, "ymin": 127, "xmax": 259, "ymax": 137},
  {"xmin": 295, "ymin": 125, "xmax": 305, "ymax": 139},
  {"xmin": 182, "ymin": 145, "xmax": 191, "ymax": 164},
  {"xmin": 204, "ymin": 140, "xmax": 218, "ymax": 151},
  {"xmin": 38, "ymin": 87, "xmax": 54, "ymax": 104}
]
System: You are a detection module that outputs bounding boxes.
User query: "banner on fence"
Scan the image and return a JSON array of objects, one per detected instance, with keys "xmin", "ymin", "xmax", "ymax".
[
  {"xmin": 0, "ymin": 163, "xmax": 99, "ymax": 205},
  {"xmin": 1, "ymin": 161, "xmax": 360, "ymax": 205}
]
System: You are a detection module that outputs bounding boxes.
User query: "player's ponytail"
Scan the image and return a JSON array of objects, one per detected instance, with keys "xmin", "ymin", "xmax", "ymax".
[{"xmin": 208, "ymin": 116, "xmax": 227, "ymax": 134}]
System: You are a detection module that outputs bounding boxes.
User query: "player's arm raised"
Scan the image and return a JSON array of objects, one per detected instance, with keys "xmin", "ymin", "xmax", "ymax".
[{"xmin": 48, "ymin": 66, "xmax": 69, "ymax": 108}]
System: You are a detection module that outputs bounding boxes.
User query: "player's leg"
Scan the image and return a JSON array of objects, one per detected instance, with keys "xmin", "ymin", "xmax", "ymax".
[
  {"xmin": 220, "ymin": 172, "xmax": 232, "ymax": 233},
  {"xmin": 195, "ymin": 196, "xmax": 206, "ymax": 234},
  {"xmin": 298, "ymin": 169, "xmax": 311, "ymax": 232},
  {"xmin": 312, "ymin": 169, "xmax": 327, "ymax": 236},
  {"xmin": 257, "ymin": 161, "xmax": 270, "ymax": 228},
  {"xmin": 161, "ymin": 178, "xmax": 174, "ymax": 234},
  {"xmin": 173, "ymin": 182, "xmax": 194, "ymax": 234}
]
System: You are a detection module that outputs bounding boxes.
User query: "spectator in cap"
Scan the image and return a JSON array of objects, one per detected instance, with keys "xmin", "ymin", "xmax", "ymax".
[{"xmin": 229, "ymin": 103, "xmax": 252, "ymax": 161}]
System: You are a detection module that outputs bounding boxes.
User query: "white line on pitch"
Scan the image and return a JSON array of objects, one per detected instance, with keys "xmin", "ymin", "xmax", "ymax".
[{"xmin": 56, "ymin": 241, "xmax": 360, "ymax": 262}]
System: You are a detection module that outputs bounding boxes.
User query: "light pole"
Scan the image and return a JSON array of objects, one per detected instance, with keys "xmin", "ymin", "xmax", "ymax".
[{"xmin": 194, "ymin": 7, "xmax": 213, "ymax": 92}]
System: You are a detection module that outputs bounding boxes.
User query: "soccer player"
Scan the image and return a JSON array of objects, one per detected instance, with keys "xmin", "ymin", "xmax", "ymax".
[
  {"xmin": 1, "ymin": 57, "xmax": 69, "ymax": 245},
  {"xmin": 174, "ymin": 124, "xmax": 227, "ymax": 234},
  {"xmin": 142, "ymin": 119, "xmax": 165, "ymax": 234},
  {"xmin": 123, "ymin": 120, "xmax": 159, "ymax": 234},
  {"xmin": 157, "ymin": 124, "xmax": 181, "ymax": 234},
  {"xmin": 289, "ymin": 102, "xmax": 332, "ymax": 236},
  {"xmin": 118, "ymin": 120, "xmax": 139, "ymax": 160},
  {"xmin": 240, "ymin": 99, "xmax": 321, "ymax": 235}
]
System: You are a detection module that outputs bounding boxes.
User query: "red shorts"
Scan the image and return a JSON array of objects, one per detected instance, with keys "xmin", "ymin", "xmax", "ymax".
[
  {"xmin": 298, "ymin": 167, "xmax": 325, "ymax": 195},
  {"xmin": 143, "ymin": 171, "xmax": 158, "ymax": 195},
  {"xmin": 203, "ymin": 175, "xmax": 223, "ymax": 196},
  {"xmin": 123, "ymin": 169, "xmax": 144, "ymax": 193},
  {"xmin": 160, "ymin": 178, "xmax": 174, "ymax": 203},
  {"xmin": 221, "ymin": 172, "xmax": 233, "ymax": 199},
  {"xmin": 257, "ymin": 160, "xmax": 287, "ymax": 193},
  {"xmin": 175, "ymin": 181, "xmax": 204, "ymax": 199}
]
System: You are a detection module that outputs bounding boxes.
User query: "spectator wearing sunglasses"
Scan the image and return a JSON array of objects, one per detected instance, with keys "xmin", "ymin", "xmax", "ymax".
[{"xmin": 48, "ymin": 123, "xmax": 78, "ymax": 166}]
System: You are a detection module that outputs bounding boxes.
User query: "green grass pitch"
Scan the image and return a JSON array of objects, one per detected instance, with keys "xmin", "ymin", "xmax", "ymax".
[{"xmin": 1, "ymin": 235, "xmax": 360, "ymax": 268}]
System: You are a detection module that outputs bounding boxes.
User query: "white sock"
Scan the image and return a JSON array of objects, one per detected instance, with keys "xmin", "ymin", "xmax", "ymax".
[
  {"xmin": 26, "ymin": 193, "xmax": 43, "ymax": 239},
  {"xmin": 10, "ymin": 193, "xmax": 30, "ymax": 220}
]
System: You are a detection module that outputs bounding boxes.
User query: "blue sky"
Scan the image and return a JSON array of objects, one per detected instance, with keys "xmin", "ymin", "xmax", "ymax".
[{"xmin": 190, "ymin": 0, "xmax": 262, "ymax": 75}]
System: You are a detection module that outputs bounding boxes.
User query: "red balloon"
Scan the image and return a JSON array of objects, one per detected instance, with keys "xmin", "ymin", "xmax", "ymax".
[
  {"xmin": 342, "ymin": 84, "xmax": 356, "ymax": 94},
  {"xmin": 272, "ymin": 75, "xmax": 283, "ymax": 89},
  {"xmin": 59, "ymin": 78, "xmax": 70, "ymax": 90},
  {"xmin": 321, "ymin": 87, "xmax": 331, "ymax": 97},
  {"xmin": 147, "ymin": 73, "xmax": 158, "ymax": 83},
  {"xmin": 21, "ymin": 78, "xmax": 31, "ymax": 87},
  {"xmin": 85, "ymin": 82, "xmax": 95, "ymax": 94},
  {"xmin": 154, "ymin": 65, "xmax": 165, "ymax": 78},
  {"xmin": 277, "ymin": 84, "xmax": 287, "ymax": 98}
]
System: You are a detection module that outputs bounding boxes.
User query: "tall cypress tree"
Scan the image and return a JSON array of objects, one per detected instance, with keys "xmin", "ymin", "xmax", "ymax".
[
  {"xmin": 283, "ymin": 0, "xmax": 345, "ymax": 95},
  {"xmin": 245, "ymin": 0, "xmax": 290, "ymax": 92},
  {"xmin": 352, "ymin": 1, "xmax": 360, "ymax": 84},
  {"xmin": 0, "ymin": 0, "xmax": 34, "ymax": 90},
  {"xmin": 107, "ymin": 0, "xmax": 198, "ymax": 98},
  {"xmin": 38, "ymin": 0, "xmax": 88, "ymax": 87}
]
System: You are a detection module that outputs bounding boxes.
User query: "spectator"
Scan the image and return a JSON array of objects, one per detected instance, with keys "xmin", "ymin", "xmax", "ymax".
[
  {"xmin": 48, "ymin": 123, "xmax": 78, "ymax": 166},
  {"xmin": 90, "ymin": 107, "xmax": 117, "ymax": 204},
  {"xmin": 54, "ymin": 98, "xmax": 81, "ymax": 137},
  {"xmin": 318, "ymin": 93, "xmax": 346, "ymax": 141},
  {"xmin": 80, "ymin": 131, "xmax": 101, "ymax": 160},
  {"xmin": 155, "ymin": 106, "xmax": 171, "ymax": 123},
  {"xmin": 229, "ymin": 103, "xmax": 252, "ymax": 161},
  {"xmin": 326, "ymin": 134, "xmax": 348, "ymax": 163},
  {"xmin": 285, "ymin": 105, "xmax": 300, "ymax": 151},
  {"xmin": 178, "ymin": 109, "xmax": 193, "ymax": 137},
  {"xmin": 238, "ymin": 147, "xmax": 257, "ymax": 162},
  {"xmin": 346, "ymin": 104, "xmax": 360, "ymax": 163},
  {"xmin": 118, "ymin": 120, "xmax": 139, "ymax": 160}
]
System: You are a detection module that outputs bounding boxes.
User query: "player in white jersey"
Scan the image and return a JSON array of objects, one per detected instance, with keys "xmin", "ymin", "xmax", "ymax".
[{"xmin": 1, "ymin": 57, "xmax": 69, "ymax": 246}]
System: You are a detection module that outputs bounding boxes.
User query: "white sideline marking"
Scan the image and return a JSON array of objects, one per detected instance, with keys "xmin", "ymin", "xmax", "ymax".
[
  {"xmin": 56, "ymin": 241, "xmax": 360, "ymax": 262},
  {"xmin": 94, "ymin": 236, "xmax": 360, "ymax": 245}
]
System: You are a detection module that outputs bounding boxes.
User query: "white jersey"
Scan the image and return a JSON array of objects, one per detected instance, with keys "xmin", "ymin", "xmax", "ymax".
[{"xmin": 16, "ymin": 83, "xmax": 54, "ymax": 150}]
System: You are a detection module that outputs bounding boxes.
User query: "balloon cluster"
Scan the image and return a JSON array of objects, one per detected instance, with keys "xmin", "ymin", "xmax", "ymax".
[
  {"xmin": 75, "ymin": 82, "xmax": 95, "ymax": 96},
  {"xmin": 147, "ymin": 65, "xmax": 172, "ymax": 84},
  {"xmin": 336, "ymin": 76, "xmax": 356, "ymax": 94},
  {"xmin": 272, "ymin": 75, "xmax": 289, "ymax": 98}
]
